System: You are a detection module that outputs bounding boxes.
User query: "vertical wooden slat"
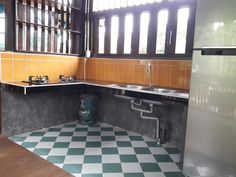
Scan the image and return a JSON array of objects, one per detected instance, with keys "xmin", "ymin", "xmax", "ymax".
[
  {"xmin": 93, "ymin": 16, "xmax": 99, "ymax": 54},
  {"xmin": 71, "ymin": 0, "xmax": 78, "ymax": 54},
  {"xmin": 48, "ymin": 0, "xmax": 52, "ymax": 52},
  {"xmin": 17, "ymin": 0, "xmax": 23, "ymax": 20},
  {"xmin": 70, "ymin": 0, "xmax": 76, "ymax": 54},
  {"xmin": 26, "ymin": 0, "xmax": 31, "ymax": 51},
  {"xmin": 147, "ymin": 8, "xmax": 158, "ymax": 55},
  {"xmin": 166, "ymin": 5, "xmax": 177, "ymax": 56},
  {"xmin": 80, "ymin": 0, "xmax": 86, "ymax": 56},
  {"xmin": 117, "ymin": 14, "xmax": 125, "ymax": 54},
  {"xmin": 5, "ymin": 0, "xmax": 16, "ymax": 51},
  {"xmin": 54, "ymin": 0, "xmax": 58, "ymax": 53},
  {"xmin": 104, "ymin": 16, "xmax": 111, "ymax": 54},
  {"xmin": 17, "ymin": 23, "xmax": 23, "ymax": 50},
  {"xmin": 89, "ymin": 0, "xmax": 94, "ymax": 54},
  {"xmin": 41, "ymin": 0, "xmax": 45, "ymax": 52},
  {"xmin": 66, "ymin": 0, "xmax": 70, "ymax": 54},
  {"xmin": 186, "ymin": 3, "xmax": 196, "ymax": 55},
  {"xmin": 17, "ymin": 0, "xmax": 23, "ymax": 50},
  {"xmin": 33, "ymin": 0, "xmax": 38, "ymax": 51},
  {"xmin": 71, "ymin": 0, "xmax": 84, "ymax": 55},
  {"xmin": 131, "ymin": 12, "xmax": 140, "ymax": 55},
  {"xmin": 60, "ymin": 0, "xmax": 64, "ymax": 53}
]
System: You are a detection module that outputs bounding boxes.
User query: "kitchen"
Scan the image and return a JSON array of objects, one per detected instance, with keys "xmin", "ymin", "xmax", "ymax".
[{"xmin": 0, "ymin": 0, "xmax": 235, "ymax": 177}]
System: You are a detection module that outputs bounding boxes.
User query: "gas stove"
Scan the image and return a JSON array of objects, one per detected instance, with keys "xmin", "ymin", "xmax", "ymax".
[
  {"xmin": 22, "ymin": 75, "xmax": 78, "ymax": 85},
  {"xmin": 59, "ymin": 75, "xmax": 77, "ymax": 83},
  {"xmin": 22, "ymin": 76, "xmax": 49, "ymax": 85}
]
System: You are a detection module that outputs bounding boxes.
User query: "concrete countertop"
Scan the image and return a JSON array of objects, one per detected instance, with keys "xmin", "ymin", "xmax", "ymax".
[{"xmin": 0, "ymin": 80, "xmax": 189, "ymax": 100}]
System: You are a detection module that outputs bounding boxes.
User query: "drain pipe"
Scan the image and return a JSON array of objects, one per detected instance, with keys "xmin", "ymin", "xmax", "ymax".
[
  {"xmin": 114, "ymin": 94, "xmax": 163, "ymax": 143},
  {"xmin": 131, "ymin": 99, "xmax": 163, "ymax": 143}
]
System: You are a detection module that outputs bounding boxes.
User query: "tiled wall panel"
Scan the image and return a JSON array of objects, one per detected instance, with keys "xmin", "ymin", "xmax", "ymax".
[
  {"xmin": 0, "ymin": 52, "xmax": 84, "ymax": 82},
  {"xmin": 0, "ymin": 52, "xmax": 192, "ymax": 90},
  {"xmin": 86, "ymin": 58, "xmax": 192, "ymax": 90}
]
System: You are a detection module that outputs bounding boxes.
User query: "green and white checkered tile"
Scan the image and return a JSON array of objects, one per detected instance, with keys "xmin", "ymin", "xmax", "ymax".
[{"xmin": 11, "ymin": 121, "xmax": 184, "ymax": 177}]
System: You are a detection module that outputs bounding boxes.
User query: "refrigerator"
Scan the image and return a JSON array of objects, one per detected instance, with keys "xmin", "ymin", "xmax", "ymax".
[{"xmin": 183, "ymin": 0, "xmax": 236, "ymax": 177}]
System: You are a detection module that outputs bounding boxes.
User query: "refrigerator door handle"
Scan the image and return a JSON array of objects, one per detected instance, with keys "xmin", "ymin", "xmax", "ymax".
[
  {"xmin": 168, "ymin": 31, "xmax": 173, "ymax": 46},
  {"xmin": 201, "ymin": 47, "xmax": 236, "ymax": 56}
]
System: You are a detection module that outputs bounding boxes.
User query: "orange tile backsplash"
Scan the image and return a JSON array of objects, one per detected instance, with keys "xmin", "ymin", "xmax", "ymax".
[
  {"xmin": 0, "ymin": 52, "xmax": 192, "ymax": 90},
  {"xmin": 0, "ymin": 52, "xmax": 84, "ymax": 82},
  {"xmin": 1, "ymin": 59, "xmax": 13, "ymax": 82},
  {"xmin": 85, "ymin": 58, "xmax": 192, "ymax": 90}
]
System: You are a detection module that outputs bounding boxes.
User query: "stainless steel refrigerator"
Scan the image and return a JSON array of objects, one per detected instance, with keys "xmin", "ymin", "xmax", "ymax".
[{"xmin": 183, "ymin": 0, "xmax": 236, "ymax": 176}]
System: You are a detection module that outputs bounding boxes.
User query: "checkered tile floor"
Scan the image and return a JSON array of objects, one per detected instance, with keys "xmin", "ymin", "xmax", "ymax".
[{"xmin": 11, "ymin": 122, "xmax": 184, "ymax": 177}]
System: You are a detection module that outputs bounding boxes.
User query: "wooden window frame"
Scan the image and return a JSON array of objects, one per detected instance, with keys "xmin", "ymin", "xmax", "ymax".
[
  {"xmin": 14, "ymin": 0, "xmax": 86, "ymax": 56},
  {"xmin": 91, "ymin": 0, "xmax": 196, "ymax": 60}
]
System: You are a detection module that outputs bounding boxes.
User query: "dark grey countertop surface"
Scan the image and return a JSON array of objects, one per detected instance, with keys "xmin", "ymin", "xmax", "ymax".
[{"xmin": 1, "ymin": 80, "xmax": 189, "ymax": 100}]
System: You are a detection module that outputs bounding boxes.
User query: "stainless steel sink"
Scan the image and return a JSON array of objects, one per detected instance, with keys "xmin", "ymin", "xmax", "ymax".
[
  {"xmin": 123, "ymin": 84, "xmax": 146, "ymax": 90},
  {"xmin": 172, "ymin": 93, "xmax": 189, "ymax": 98},
  {"xmin": 104, "ymin": 83, "xmax": 189, "ymax": 98},
  {"xmin": 153, "ymin": 88, "xmax": 177, "ymax": 94},
  {"xmin": 105, "ymin": 84, "xmax": 120, "ymax": 87},
  {"xmin": 143, "ymin": 87, "xmax": 176, "ymax": 93},
  {"xmin": 144, "ymin": 87, "xmax": 189, "ymax": 98},
  {"xmin": 105, "ymin": 84, "xmax": 146, "ymax": 90}
]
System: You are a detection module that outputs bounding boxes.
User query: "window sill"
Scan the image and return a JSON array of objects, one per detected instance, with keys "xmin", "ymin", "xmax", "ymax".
[{"xmin": 92, "ymin": 54, "xmax": 192, "ymax": 60}]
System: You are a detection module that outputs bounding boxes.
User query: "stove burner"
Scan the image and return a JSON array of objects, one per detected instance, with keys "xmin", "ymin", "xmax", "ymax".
[
  {"xmin": 59, "ymin": 75, "xmax": 77, "ymax": 83},
  {"xmin": 24, "ymin": 76, "xmax": 49, "ymax": 85},
  {"xmin": 22, "ymin": 75, "xmax": 78, "ymax": 85}
]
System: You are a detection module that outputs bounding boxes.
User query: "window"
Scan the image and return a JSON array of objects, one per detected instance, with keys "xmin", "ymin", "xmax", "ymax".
[
  {"xmin": 0, "ymin": 4, "xmax": 5, "ymax": 50},
  {"xmin": 16, "ymin": 0, "xmax": 85, "ymax": 55},
  {"xmin": 92, "ymin": 0, "xmax": 196, "ymax": 58},
  {"xmin": 110, "ymin": 16, "xmax": 119, "ymax": 54},
  {"xmin": 124, "ymin": 14, "xmax": 133, "ymax": 54},
  {"xmin": 139, "ymin": 12, "xmax": 150, "ymax": 54},
  {"xmin": 156, "ymin": 10, "xmax": 168, "ymax": 54},
  {"xmin": 175, "ymin": 7, "xmax": 190, "ymax": 54},
  {"xmin": 98, "ymin": 18, "xmax": 105, "ymax": 54}
]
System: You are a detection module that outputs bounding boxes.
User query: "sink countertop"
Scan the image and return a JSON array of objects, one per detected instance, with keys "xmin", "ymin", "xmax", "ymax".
[{"xmin": 0, "ymin": 80, "xmax": 189, "ymax": 100}]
